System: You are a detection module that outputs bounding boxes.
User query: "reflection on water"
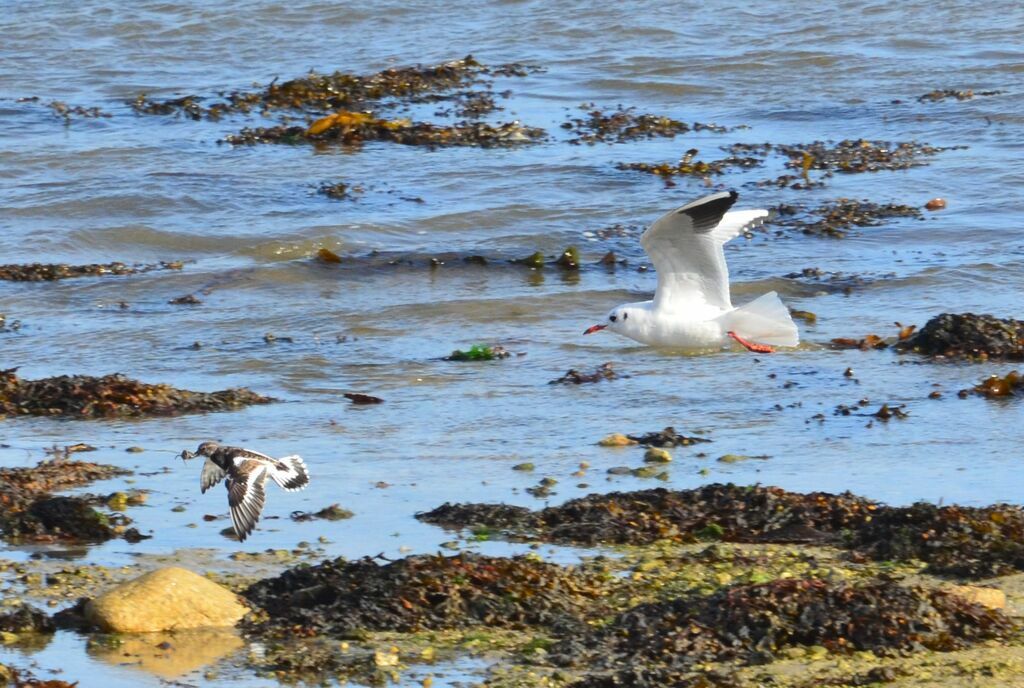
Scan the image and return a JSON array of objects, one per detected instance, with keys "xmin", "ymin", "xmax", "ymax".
[{"xmin": 87, "ymin": 628, "xmax": 243, "ymax": 678}]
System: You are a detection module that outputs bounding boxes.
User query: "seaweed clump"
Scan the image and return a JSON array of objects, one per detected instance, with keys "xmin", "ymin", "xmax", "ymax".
[
  {"xmin": 563, "ymin": 105, "xmax": 728, "ymax": 144},
  {"xmin": 0, "ymin": 459, "xmax": 132, "ymax": 543},
  {"xmin": 616, "ymin": 148, "xmax": 760, "ymax": 180},
  {"xmin": 419, "ymin": 484, "xmax": 1024, "ymax": 578},
  {"xmin": 549, "ymin": 362, "xmax": 620, "ymax": 384},
  {"xmin": 420, "ymin": 485, "xmax": 876, "ymax": 547},
  {"xmin": 896, "ymin": 312, "xmax": 1024, "ymax": 360},
  {"xmin": 0, "ymin": 604, "xmax": 56, "ymax": 635},
  {"xmin": 550, "ymin": 579, "xmax": 1014, "ymax": 675},
  {"xmin": 242, "ymin": 552, "xmax": 608, "ymax": 638},
  {"xmin": 627, "ymin": 426, "xmax": 711, "ymax": 447},
  {"xmin": 849, "ymin": 501, "xmax": 1024, "ymax": 577},
  {"xmin": 133, "ymin": 56, "xmax": 536, "ymax": 120},
  {"xmin": 770, "ymin": 199, "xmax": 922, "ymax": 238},
  {"xmin": 444, "ymin": 344, "xmax": 512, "ymax": 361},
  {"xmin": 224, "ymin": 117, "xmax": 544, "ymax": 148},
  {"xmin": 0, "ymin": 370, "xmax": 273, "ymax": 419},
  {"xmin": 970, "ymin": 371, "xmax": 1023, "ymax": 398},
  {"xmin": 778, "ymin": 139, "xmax": 956, "ymax": 175},
  {"xmin": 917, "ymin": 89, "xmax": 1003, "ymax": 102},
  {"xmin": 0, "ymin": 260, "xmax": 183, "ymax": 282}
]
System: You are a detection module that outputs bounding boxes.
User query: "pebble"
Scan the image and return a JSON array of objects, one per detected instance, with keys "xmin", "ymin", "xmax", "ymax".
[
  {"xmin": 598, "ymin": 433, "xmax": 637, "ymax": 447},
  {"xmin": 643, "ymin": 447, "xmax": 672, "ymax": 463}
]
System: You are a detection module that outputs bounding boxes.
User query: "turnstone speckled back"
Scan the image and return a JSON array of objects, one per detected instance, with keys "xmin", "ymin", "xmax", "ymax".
[{"xmin": 181, "ymin": 441, "xmax": 310, "ymax": 541}]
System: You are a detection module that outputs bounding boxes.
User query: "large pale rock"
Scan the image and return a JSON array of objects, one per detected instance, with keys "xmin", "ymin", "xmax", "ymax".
[{"xmin": 85, "ymin": 567, "xmax": 248, "ymax": 632}]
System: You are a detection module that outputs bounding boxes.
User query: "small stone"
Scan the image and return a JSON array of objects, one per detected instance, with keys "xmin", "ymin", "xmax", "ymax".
[
  {"xmin": 607, "ymin": 466, "xmax": 631, "ymax": 475},
  {"xmin": 631, "ymin": 466, "xmax": 661, "ymax": 478},
  {"xmin": 598, "ymin": 433, "xmax": 637, "ymax": 447},
  {"xmin": 125, "ymin": 446, "xmax": 145, "ymax": 453},
  {"xmin": 643, "ymin": 447, "xmax": 672, "ymax": 463},
  {"xmin": 944, "ymin": 584, "xmax": 1006, "ymax": 610},
  {"xmin": 512, "ymin": 463, "xmax": 535, "ymax": 472},
  {"xmin": 717, "ymin": 454, "xmax": 750, "ymax": 463},
  {"xmin": 924, "ymin": 198, "xmax": 947, "ymax": 211}
]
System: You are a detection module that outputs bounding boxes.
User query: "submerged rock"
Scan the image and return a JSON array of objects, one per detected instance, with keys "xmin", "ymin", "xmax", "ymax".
[
  {"xmin": 896, "ymin": 312, "xmax": 1024, "ymax": 359},
  {"xmin": 85, "ymin": 567, "xmax": 248, "ymax": 632},
  {"xmin": 0, "ymin": 370, "xmax": 273, "ymax": 419}
]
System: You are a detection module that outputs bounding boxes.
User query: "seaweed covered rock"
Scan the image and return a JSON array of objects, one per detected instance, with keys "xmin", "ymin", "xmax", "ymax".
[
  {"xmin": 896, "ymin": 313, "xmax": 1024, "ymax": 359},
  {"xmin": 419, "ymin": 485, "xmax": 1024, "ymax": 578},
  {"xmin": 85, "ymin": 567, "xmax": 248, "ymax": 632},
  {"xmin": 27, "ymin": 496, "xmax": 115, "ymax": 541},
  {"xmin": 0, "ymin": 604, "xmax": 55, "ymax": 634},
  {"xmin": 0, "ymin": 370, "xmax": 273, "ymax": 419},
  {"xmin": 419, "ymin": 485, "xmax": 877, "ymax": 547},
  {"xmin": 850, "ymin": 502, "xmax": 1024, "ymax": 578},
  {"xmin": 551, "ymin": 579, "xmax": 1015, "ymax": 672},
  {"xmin": 0, "ymin": 459, "xmax": 133, "ymax": 543},
  {"xmin": 243, "ymin": 552, "xmax": 609, "ymax": 638}
]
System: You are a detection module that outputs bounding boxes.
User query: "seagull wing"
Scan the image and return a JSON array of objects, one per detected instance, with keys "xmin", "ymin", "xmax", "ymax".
[
  {"xmin": 268, "ymin": 455, "xmax": 310, "ymax": 492},
  {"xmin": 640, "ymin": 191, "xmax": 767, "ymax": 311},
  {"xmin": 226, "ymin": 459, "xmax": 267, "ymax": 542},
  {"xmin": 200, "ymin": 458, "xmax": 226, "ymax": 494}
]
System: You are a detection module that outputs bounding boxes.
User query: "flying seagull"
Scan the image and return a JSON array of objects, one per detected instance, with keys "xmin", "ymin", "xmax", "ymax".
[
  {"xmin": 584, "ymin": 190, "xmax": 799, "ymax": 352},
  {"xmin": 180, "ymin": 441, "xmax": 309, "ymax": 541}
]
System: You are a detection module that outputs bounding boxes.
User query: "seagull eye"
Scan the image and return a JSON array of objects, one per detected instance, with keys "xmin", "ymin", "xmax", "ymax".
[
  {"xmin": 609, "ymin": 314, "xmax": 617, "ymax": 322},
  {"xmin": 623, "ymin": 312, "xmax": 628, "ymax": 320}
]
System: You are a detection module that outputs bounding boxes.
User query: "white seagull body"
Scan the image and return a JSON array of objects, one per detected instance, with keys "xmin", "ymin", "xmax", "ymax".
[
  {"xmin": 584, "ymin": 191, "xmax": 799, "ymax": 352},
  {"xmin": 181, "ymin": 441, "xmax": 310, "ymax": 541}
]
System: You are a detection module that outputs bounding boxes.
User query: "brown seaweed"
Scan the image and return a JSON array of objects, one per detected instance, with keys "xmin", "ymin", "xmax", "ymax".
[{"xmin": 0, "ymin": 370, "xmax": 273, "ymax": 419}]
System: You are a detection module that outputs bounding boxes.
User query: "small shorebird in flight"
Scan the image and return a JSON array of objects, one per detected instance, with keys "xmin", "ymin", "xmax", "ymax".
[
  {"xmin": 181, "ymin": 441, "xmax": 310, "ymax": 541},
  {"xmin": 584, "ymin": 190, "xmax": 799, "ymax": 353}
]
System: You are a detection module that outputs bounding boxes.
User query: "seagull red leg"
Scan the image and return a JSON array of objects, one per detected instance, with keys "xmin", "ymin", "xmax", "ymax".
[{"xmin": 727, "ymin": 331, "xmax": 775, "ymax": 354}]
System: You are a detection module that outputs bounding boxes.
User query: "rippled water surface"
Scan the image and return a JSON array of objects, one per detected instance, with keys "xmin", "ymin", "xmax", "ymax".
[{"xmin": 2, "ymin": 0, "xmax": 1024, "ymax": 685}]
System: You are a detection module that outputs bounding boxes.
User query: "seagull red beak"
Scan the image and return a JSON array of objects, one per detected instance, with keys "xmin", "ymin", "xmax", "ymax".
[{"xmin": 583, "ymin": 324, "xmax": 607, "ymax": 335}]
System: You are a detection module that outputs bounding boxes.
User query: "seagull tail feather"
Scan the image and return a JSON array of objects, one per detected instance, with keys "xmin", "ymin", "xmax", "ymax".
[{"xmin": 723, "ymin": 292, "xmax": 799, "ymax": 347}]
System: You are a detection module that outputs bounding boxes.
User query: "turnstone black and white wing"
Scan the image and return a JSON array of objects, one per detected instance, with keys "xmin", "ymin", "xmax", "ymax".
[{"xmin": 181, "ymin": 441, "xmax": 310, "ymax": 541}]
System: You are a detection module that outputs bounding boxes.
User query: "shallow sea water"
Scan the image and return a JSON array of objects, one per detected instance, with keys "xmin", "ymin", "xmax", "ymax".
[{"xmin": 1, "ymin": 0, "xmax": 1024, "ymax": 685}]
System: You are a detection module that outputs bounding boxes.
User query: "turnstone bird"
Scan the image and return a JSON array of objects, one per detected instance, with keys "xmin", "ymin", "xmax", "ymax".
[
  {"xmin": 180, "ymin": 441, "xmax": 310, "ymax": 541},
  {"xmin": 583, "ymin": 190, "xmax": 799, "ymax": 352}
]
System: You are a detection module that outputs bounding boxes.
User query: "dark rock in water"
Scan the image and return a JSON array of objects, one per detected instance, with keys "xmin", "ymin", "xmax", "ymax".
[
  {"xmin": 896, "ymin": 312, "xmax": 1024, "ymax": 359},
  {"xmin": 0, "ymin": 604, "xmax": 55, "ymax": 634},
  {"xmin": 551, "ymin": 579, "xmax": 1014, "ymax": 673},
  {"xmin": 28, "ymin": 496, "xmax": 115, "ymax": 541},
  {"xmin": 242, "ymin": 552, "xmax": 608, "ymax": 638}
]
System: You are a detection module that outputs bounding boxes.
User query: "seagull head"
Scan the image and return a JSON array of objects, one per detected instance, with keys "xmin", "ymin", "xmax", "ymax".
[{"xmin": 584, "ymin": 306, "xmax": 636, "ymax": 337}]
